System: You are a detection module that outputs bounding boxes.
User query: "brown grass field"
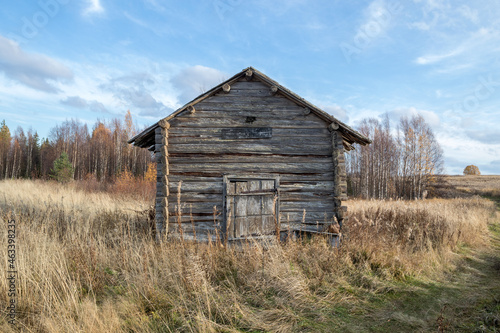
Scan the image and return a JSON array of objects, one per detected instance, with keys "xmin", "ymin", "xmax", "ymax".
[
  {"xmin": 0, "ymin": 179, "xmax": 499, "ymax": 332},
  {"xmin": 443, "ymin": 175, "xmax": 500, "ymax": 197}
]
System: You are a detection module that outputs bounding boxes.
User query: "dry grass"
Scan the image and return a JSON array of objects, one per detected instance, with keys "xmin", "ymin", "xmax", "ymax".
[
  {"xmin": 443, "ymin": 175, "xmax": 500, "ymax": 197},
  {"xmin": 0, "ymin": 179, "xmax": 497, "ymax": 332}
]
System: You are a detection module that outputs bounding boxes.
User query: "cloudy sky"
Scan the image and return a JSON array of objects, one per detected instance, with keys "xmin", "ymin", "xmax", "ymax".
[{"xmin": 0, "ymin": 0, "xmax": 499, "ymax": 174}]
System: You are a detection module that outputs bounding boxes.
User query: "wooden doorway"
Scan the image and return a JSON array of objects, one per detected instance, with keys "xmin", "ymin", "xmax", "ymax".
[{"xmin": 223, "ymin": 176, "xmax": 279, "ymax": 239}]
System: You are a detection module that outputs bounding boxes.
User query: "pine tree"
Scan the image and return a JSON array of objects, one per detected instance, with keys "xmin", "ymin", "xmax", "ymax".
[
  {"xmin": 0, "ymin": 120, "xmax": 11, "ymax": 179},
  {"xmin": 51, "ymin": 152, "xmax": 74, "ymax": 183}
]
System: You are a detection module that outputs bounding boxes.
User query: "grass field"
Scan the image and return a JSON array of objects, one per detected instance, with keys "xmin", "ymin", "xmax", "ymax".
[
  {"xmin": 442, "ymin": 175, "xmax": 500, "ymax": 198},
  {"xmin": 0, "ymin": 179, "xmax": 499, "ymax": 332}
]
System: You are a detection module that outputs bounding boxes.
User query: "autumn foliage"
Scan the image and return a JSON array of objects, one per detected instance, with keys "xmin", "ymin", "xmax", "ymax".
[
  {"xmin": 0, "ymin": 111, "xmax": 153, "ymax": 188},
  {"xmin": 346, "ymin": 114, "xmax": 444, "ymax": 200},
  {"xmin": 463, "ymin": 165, "xmax": 481, "ymax": 175}
]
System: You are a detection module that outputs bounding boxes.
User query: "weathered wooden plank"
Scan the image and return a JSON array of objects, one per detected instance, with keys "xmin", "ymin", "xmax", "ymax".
[
  {"xmin": 169, "ymin": 154, "xmax": 333, "ymax": 164},
  {"xmin": 168, "ymin": 175, "xmax": 221, "ymax": 183},
  {"xmin": 221, "ymin": 127, "xmax": 272, "ymax": 139},
  {"xmin": 168, "ymin": 135, "xmax": 330, "ymax": 146},
  {"xmin": 234, "ymin": 182, "xmax": 248, "ymax": 237},
  {"xmin": 167, "ymin": 222, "xmax": 222, "ymax": 233},
  {"xmin": 168, "ymin": 117, "xmax": 327, "ymax": 129},
  {"xmin": 202, "ymin": 94, "xmax": 298, "ymax": 105},
  {"xmin": 167, "ymin": 192, "xmax": 221, "ymax": 202},
  {"xmin": 280, "ymin": 192, "xmax": 335, "ymax": 201},
  {"xmin": 168, "ymin": 202, "xmax": 223, "ymax": 214},
  {"xmin": 215, "ymin": 88, "xmax": 274, "ymax": 97},
  {"xmin": 179, "ymin": 109, "xmax": 313, "ymax": 119},
  {"xmin": 279, "ymin": 211, "xmax": 335, "ymax": 222},
  {"xmin": 168, "ymin": 143, "xmax": 332, "ymax": 155},
  {"xmin": 229, "ymin": 80, "xmax": 270, "ymax": 90},
  {"xmin": 168, "ymin": 127, "xmax": 331, "ymax": 137},
  {"xmin": 168, "ymin": 135, "xmax": 327, "ymax": 146},
  {"xmin": 168, "ymin": 171, "xmax": 334, "ymax": 182},
  {"xmin": 195, "ymin": 102, "xmax": 307, "ymax": 111},
  {"xmin": 169, "ymin": 162, "xmax": 333, "ymax": 174},
  {"xmin": 166, "ymin": 209, "xmax": 337, "ymax": 224},
  {"xmin": 169, "ymin": 181, "xmax": 223, "ymax": 193},
  {"xmin": 280, "ymin": 201, "xmax": 336, "ymax": 211},
  {"xmin": 280, "ymin": 181, "xmax": 335, "ymax": 192}
]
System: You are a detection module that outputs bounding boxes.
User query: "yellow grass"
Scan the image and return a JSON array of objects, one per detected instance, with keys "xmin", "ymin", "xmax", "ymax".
[
  {"xmin": 0, "ymin": 179, "xmax": 496, "ymax": 332},
  {"xmin": 443, "ymin": 175, "xmax": 500, "ymax": 197}
]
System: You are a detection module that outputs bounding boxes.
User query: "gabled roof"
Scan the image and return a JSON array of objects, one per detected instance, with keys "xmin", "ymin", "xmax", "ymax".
[{"xmin": 128, "ymin": 66, "xmax": 371, "ymax": 150}]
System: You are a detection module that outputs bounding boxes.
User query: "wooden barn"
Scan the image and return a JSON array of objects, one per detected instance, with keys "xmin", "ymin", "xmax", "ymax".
[{"xmin": 128, "ymin": 67, "xmax": 371, "ymax": 241}]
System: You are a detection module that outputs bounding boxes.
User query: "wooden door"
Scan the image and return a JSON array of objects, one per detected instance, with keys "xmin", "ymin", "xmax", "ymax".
[{"xmin": 225, "ymin": 179, "xmax": 277, "ymax": 238}]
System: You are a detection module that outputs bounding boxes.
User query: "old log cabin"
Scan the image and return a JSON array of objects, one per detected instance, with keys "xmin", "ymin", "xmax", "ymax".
[{"xmin": 128, "ymin": 67, "xmax": 371, "ymax": 241}]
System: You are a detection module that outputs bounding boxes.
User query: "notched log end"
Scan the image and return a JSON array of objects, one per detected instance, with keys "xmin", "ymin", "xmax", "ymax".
[
  {"xmin": 328, "ymin": 122, "xmax": 339, "ymax": 131},
  {"xmin": 270, "ymin": 85, "xmax": 279, "ymax": 95},
  {"xmin": 158, "ymin": 119, "xmax": 170, "ymax": 129},
  {"xmin": 245, "ymin": 69, "xmax": 253, "ymax": 80}
]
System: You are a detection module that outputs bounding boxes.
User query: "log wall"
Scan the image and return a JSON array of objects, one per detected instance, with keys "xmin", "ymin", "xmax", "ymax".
[{"xmin": 164, "ymin": 78, "xmax": 345, "ymax": 238}]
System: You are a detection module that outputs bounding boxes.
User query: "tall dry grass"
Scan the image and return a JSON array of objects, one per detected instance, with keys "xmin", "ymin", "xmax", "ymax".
[{"xmin": 0, "ymin": 180, "xmax": 496, "ymax": 332}]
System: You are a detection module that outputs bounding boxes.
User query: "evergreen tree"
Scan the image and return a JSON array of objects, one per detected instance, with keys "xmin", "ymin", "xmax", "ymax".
[
  {"xmin": 51, "ymin": 152, "xmax": 74, "ymax": 183},
  {"xmin": 0, "ymin": 120, "xmax": 11, "ymax": 178}
]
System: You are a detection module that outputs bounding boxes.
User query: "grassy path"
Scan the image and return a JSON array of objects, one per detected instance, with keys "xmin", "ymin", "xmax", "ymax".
[{"xmin": 320, "ymin": 198, "xmax": 500, "ymax": 332}]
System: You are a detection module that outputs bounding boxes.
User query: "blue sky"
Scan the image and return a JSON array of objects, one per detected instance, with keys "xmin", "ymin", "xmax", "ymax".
[{"xmin": 0, "ymin": 0, "xmax": 499, "ymax": 174}]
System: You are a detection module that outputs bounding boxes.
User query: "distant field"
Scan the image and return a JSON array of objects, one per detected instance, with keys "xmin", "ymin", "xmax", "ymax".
[{"xmin": 442, "ymin": 175, "xmax": 500, "ymax": 197}]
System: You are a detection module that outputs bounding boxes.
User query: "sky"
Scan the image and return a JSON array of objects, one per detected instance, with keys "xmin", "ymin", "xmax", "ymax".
[{"xmin": 0, "ymin": 0, "xmax": 499, "ymax": 175}]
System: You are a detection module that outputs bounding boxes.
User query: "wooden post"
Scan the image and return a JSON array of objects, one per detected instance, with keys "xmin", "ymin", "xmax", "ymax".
[
  {"xmin": 155, "ymin": 119, "xmax": 170, "ymax": 240},
  {"xmin": 329, "ymin": 123, "xmax": 347, "ymax": 227}
]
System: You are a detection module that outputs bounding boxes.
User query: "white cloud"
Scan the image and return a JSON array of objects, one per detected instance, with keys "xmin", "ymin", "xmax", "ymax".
[
  {"xmin": 415, "ymin": 46, "xmax": 464, "ymax": 65},
  {"xmin": 0, "ymin": 35, "xmax": 73, "ymax": 92},
  {"xmin": 353, "ymin": 0, "xmax": 402, "ymax": 43},
  {"xmin": 170, "ymin": 65, "xmax": 227, "ymax": 103},
  {"xmin": 124, "ymin": 12, "xmax": 148, "ymax": 28},
  {"xmin": 61, "ymin": 96, "xmax": 108, "ymax": 113},
  {"xmin": 414, "ymin": 27, "xmax": 500, "ymax": 74},
  {"xmin": 323, "ymin": 105, "xmax": 349, "ymax": 123},
  {"xmin": 84, "ymin": 0, "xmax": 104, "ymax": 15},
  {"xmin": 457, "ymin": 5, "xmax": 478, "ymax": 24},
  {"xmin": 101, "ymin": 72, "xmax": 172, "ymax": 117},
  {"xmin": 386, "ymin": 107, "xmax": 441, "ymax": 128}
]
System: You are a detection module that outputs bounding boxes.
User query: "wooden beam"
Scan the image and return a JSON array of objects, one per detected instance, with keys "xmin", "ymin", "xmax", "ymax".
[
  {"xmin": 155, "ymin": 126, "xmax": 169, "ymax": 240},
  {"xmin": 222, "ymin": 83, "xmax": 231, "ymax": 93},
  {"xmin": 245, "ymin": 69, "xmax": 253, "ymax": 81},
  {"xmin": 270, "ymin": 85, "xmax": 278, "ymax": 95}
]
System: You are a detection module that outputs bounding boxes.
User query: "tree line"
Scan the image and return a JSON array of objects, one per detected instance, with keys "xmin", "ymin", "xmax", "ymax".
[
  {"xmin": 0, "ymin": 110, "xmax": 443, "ymax": 200},
  {"xmin": 0, "ymin": 111, "xmax": 153, "ymax": 182},
  {"xmin": 346, "ymin": 114, "xmax": 444, "ymax": 200}
]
